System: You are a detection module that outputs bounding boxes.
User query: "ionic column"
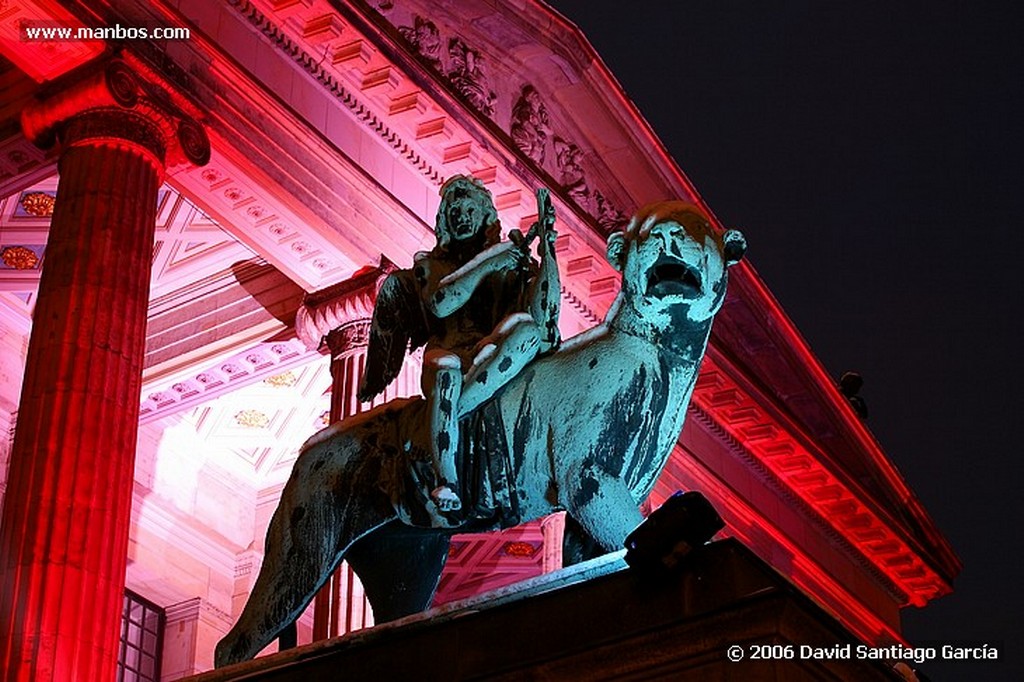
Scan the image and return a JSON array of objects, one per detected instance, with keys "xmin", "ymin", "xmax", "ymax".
[
  {"xmin": 325, "ymin": 320, "xmax": 374, "ymax": 423},
  {"xmin": 0, "ymin": 59, "xmax": 209, "ymax": 682},
  {"xmin": 314, "ymin": 320, "xmax": 375, "ymax": 640},
  {"xmin": 295, "ymin": 259, "xmax": 424, "ymax": 427},
  {"xmin": 295, "ymin": 262, "xmax": 421, "ymax": 641}
]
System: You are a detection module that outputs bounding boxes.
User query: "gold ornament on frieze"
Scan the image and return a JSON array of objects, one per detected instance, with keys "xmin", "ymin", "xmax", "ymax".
[
  {"xmin": 20, "ymin": 192, "xmax": 55, "ymax": 217},
  {"xmin": 234, "ymin": 409, "xmax": 270, "ymax": 428},
  {"xmin": 264, "ymin": 371, "xmax": 298, "ymax": 388},
  {"xmin": 1, "ymin": 246, "xmax": 40, "ymax": 270}
]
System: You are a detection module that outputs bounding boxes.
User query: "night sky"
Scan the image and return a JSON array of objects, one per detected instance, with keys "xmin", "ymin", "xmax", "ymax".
[{"xmin": 546, "ymin": 1, "xmax": 1021, "ymax": 679}]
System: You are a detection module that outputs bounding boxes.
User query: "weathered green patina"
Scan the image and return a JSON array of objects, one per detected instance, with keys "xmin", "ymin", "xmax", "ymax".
[{"xmin": 215, "ymin": 198, "xmax": 745, "ymax": 667}]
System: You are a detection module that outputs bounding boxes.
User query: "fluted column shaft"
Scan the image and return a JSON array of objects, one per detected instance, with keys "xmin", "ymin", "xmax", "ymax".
[
  {"xmin": 0, "ymin": 111, "xmax": 162, "ymax": 682},
  {"xmin": 1, "ymin": 59, "xmax": 209, "ymax": 682},
  {"xmin": 326, "ymin": 321, "xmax": 373, "ymax": 423}
]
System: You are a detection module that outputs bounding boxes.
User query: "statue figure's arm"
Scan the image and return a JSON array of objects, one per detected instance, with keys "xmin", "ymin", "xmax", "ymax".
[{"xmin": 424, "ymin": 242, "xmax": 526, "ymax": 318}]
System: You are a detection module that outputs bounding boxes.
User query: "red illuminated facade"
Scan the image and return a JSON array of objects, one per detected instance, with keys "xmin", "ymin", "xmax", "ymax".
[{"xmin": 0, "ymin": 0, "xmax": 959, "ymax": 680}]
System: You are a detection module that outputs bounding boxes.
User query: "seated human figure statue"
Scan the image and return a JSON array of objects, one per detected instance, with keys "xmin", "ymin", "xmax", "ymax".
[{"xmin": 358, "ymin": 175, "xmax": 560, "ymax": 512}]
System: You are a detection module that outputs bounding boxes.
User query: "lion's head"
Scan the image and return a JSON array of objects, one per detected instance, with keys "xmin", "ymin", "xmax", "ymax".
[{"xmin": 606, "ymin": 201, "xmax": 746, "ymax": 326}]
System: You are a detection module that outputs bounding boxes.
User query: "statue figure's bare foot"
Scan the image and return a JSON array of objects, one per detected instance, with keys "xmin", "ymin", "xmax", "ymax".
[{"xmin": 431, "ymin": 485, "xmax": 462, "ymax": 512}]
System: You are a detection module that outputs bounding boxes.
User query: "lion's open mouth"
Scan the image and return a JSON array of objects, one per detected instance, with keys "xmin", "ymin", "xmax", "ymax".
[{"xmin": 646, "ymin": 255, "xmax": 702, "ymax": 298}]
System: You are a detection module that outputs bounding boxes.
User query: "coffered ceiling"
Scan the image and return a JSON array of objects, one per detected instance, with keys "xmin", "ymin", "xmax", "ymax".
[{"xmin": 0, "ymin": 177, "xmax": 333, "ymax": 486}]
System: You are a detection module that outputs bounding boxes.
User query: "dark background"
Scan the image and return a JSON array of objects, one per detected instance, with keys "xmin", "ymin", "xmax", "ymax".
[{"xmin": 546, "ymin": 1, "xmax": 1021, "ymax": 679}]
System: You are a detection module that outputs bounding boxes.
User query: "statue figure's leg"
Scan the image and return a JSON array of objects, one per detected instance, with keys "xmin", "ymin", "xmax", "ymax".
[
  {"xmin": 460, "ymin": 313, "xmax": 541, "ymax": 415},
  {"xmin": 345, "ymin": 521, "xmax": 450, "ymax": 622},
  {"xmin": 423, "ymin": 349, "xmax": 462, "ymax": 511}
]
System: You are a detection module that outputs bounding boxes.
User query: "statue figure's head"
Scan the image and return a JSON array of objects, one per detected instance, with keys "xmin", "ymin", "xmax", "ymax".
[
  {"xmin": 434, "ymin": 175, "xmax": 500, "ymax": 252},
  {"xmin": 605, "ymin": 201, "xmax": 746, "ymax": 324}
]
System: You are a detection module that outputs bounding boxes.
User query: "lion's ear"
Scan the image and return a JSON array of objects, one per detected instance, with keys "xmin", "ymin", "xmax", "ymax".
[
  {"xmin": 723, "ymin": 229, "xmax": 746, "ymax": 267},
  {"xmin": 606, "ymin": 231, "xmax": 627, "ymax": 271}
]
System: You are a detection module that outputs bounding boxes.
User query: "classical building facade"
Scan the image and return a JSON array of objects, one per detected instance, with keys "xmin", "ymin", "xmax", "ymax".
[{"xmin": 0, "ymin": 1, "xmax": 959, "ymax": 680}]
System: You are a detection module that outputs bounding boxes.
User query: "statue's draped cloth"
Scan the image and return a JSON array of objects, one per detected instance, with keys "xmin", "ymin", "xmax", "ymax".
[{"xmin": 376, "ymin": 397, "xmax": 520, "ymax": 530}]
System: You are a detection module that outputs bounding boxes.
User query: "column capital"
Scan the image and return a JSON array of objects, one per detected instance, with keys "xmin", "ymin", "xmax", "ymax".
[
  {"xmin": 295, "ymin": 257, "xmax": 397, "ymax": 351},
  {"xmin": 20, "ymin": 57, "xmax": 210, "ymax": 176},
  {"xmin": 325, "ymin": 320, "xmax": 371, "ymax": 358}
]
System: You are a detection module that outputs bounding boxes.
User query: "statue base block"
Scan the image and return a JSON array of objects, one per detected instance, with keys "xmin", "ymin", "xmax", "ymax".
[{"xmin": 190, "ymin": 539, "xmax": 902, "ymax": 681}]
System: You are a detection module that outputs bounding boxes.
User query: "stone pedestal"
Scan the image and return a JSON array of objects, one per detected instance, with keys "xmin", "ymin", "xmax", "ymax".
[
  {"xmin": 186, "ymin": 540, "xmax": 905, "ymax": 682},
  {"xmin": 0, "ymin": 59, "xmax": 208, "ymax": 681}
]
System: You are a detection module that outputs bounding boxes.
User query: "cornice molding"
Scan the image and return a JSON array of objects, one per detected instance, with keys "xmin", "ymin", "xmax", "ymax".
[
  {"xmin": 162, "ymin": 595, "xmax": 235, "ymax": 630},
  {"xmin": 684, "ymin": 406, "xmax": 906, "ymax": 605},
  {"xmin": 656, "ymin": 443, "xmax": 904, "ymax": 644},
  {"xmin": 228, "ymin": 0, "xmax": 444, "ymax": 186},
  {"xmin": 692, "ymin": 355, "xmax": 951, "ymax": 607},
  {"xmin": 140, "ymin": 336, "xmax": 314, "ymax": 424}
]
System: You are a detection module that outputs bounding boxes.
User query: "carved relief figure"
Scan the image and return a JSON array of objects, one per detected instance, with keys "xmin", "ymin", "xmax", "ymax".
[
  {"xmin": 357, "ymin": 176, "xmax": 560, "ymax": 513},
  {"xmin": 397, "ymin": 15, "xmax": 442, "ymax": 71},
  {"xmin": 215, "ymin": 201, "xmax": 745, "ymax": 667},
  {"xmin": 593, "ymin": 190, "xmax": 628, "ymax": 234},
  {"xmin": 553, "ymin": 136, "xmax": 590, "ymax": 207},
  {"xmin": 447, "ymin": 38, "xmax": 497, "ymax": 116},
  {"xmin": 510, "ymin": 85, "xmax": 551, "ymax": 166}
]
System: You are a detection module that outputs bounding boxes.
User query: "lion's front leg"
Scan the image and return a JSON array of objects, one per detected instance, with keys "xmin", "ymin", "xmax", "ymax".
[
  {"xmin": 215, "ymin": 437, "xmax": 394, "ymax": 667},
  {"xmin": 561, "ymin": 514, "xmax": 605, "ymax": 567},
  {"xmin": 563, "ymin": 463, "xmax": 643, "ymax": 554},
  {"xmin": 345, "ymin": 521, "xmax": 450, "ymax": 622}
]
